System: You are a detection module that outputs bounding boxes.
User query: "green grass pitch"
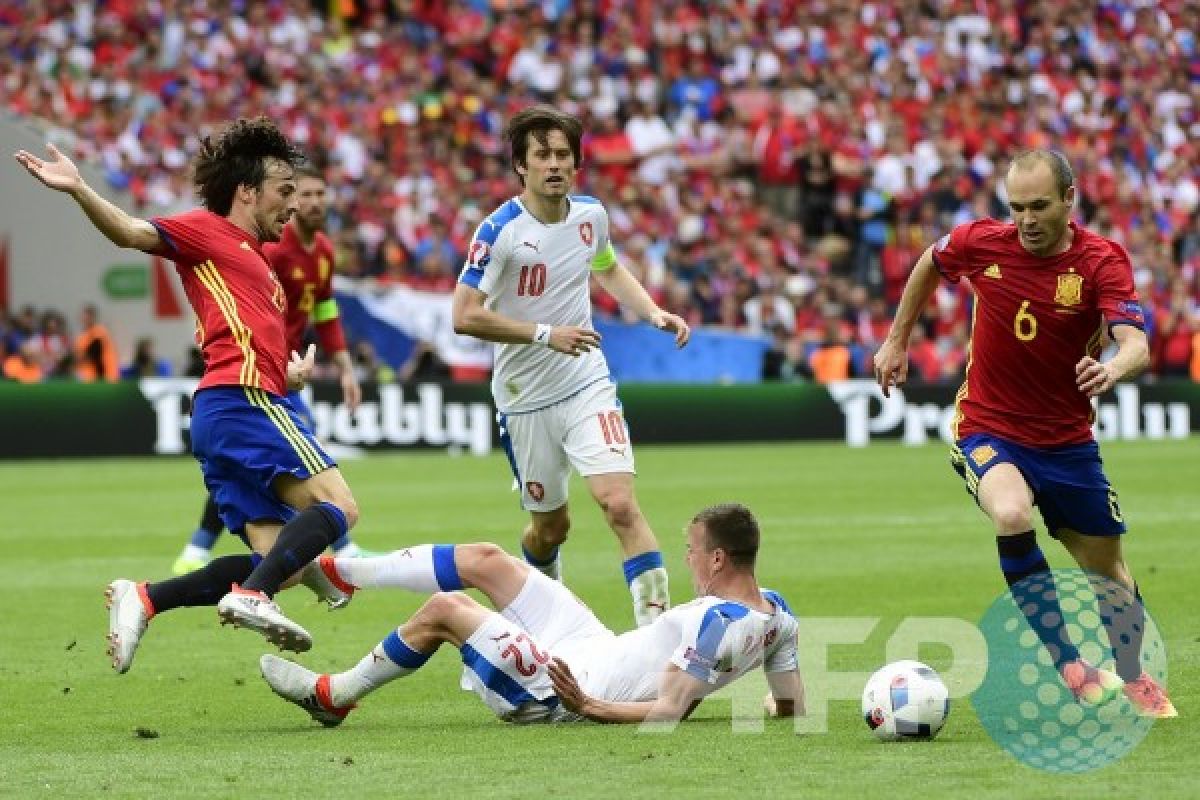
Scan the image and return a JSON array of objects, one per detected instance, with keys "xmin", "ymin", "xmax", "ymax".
[{"xmin": 1, "ymin": 440, "xmax": 1195, "ymax": 798}]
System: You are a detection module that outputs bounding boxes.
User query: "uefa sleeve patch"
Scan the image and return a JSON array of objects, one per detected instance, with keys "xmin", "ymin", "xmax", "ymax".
[{"xmin": 1117, "ymin": 300, "xmax": 1144, "ymax": 323}]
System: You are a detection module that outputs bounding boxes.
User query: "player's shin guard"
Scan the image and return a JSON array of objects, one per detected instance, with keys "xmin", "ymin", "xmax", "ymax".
[
  {"xmin": 998, "ymin": 531, "xmax": 1079, "ymax": 669},
  {"xmin": 146, "ymin": 554, "xmax": 259, "ymax": 612},
  {"xmin": 1097, "ymin": 580, "xmax": 1146, "ymax": 682},
  {"xmin": 241, "ymin": 503, "xmax": 348, "ymax": 597},
  {"xmin": 624, "ymin": 551, "xmax": 669, "ymax": 626},
  {"xmin": 325, "ymin": 544, "xmax": 464, "ymax": 594},
  {"xmin": 330, "ymin": 630, "xmax": 432, "ymax": 706}
]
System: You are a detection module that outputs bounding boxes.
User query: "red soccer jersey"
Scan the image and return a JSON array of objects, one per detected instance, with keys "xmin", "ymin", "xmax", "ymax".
[
  {"xmin": 932, "ymin": 219, "xmax": 1145, "ymax": 447},
  {"xmin": 150, "ymin": 209, "xmax": 290, "ymax": 396},
  {"xmin": 262, "ymin": 224, "xmax": 347, "ymax": 356}
]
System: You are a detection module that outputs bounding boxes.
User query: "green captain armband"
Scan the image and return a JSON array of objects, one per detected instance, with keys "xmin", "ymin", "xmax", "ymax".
[
  {"xmin": 313, "ymin": 297, "xmax": 340, "ymax": 323},
  {"xmin": 590, "ymin": 241, "xmax": 617, "ymax": 271}
]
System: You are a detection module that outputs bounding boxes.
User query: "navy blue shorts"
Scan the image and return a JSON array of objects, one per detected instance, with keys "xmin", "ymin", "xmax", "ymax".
[
  {"xmin": 190, "ymin": 386, "xmax": 336, "ymax": 534},
  {"xmin": 287, "ymin": 389, "xmax": 316, "ymax": 431},
  {"xmin": 951, "ymin": 433, "xmax": 1125, "ymax": 537}
]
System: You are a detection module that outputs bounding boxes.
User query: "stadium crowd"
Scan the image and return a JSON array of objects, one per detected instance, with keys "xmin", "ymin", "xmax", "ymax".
[{"xmin": 2, "ymin": 0, "xmax": 1199, "ymax": 383}]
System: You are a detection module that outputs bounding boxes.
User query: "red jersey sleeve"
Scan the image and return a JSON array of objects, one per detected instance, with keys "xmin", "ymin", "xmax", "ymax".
[
  {"xmin": 1094, "ymin": 241, "xmax": 1146, "ymax": 333},
  {"xmin": 313, "ymin": 236, "xmax": 348, "ymax": 354},
  {"xmin": 148, "ymin": 209, "xmax": 216, "ymax": 264},
  {"xmin": 931, "ymin": 220, "xmax": 990, "ymax": 282}
]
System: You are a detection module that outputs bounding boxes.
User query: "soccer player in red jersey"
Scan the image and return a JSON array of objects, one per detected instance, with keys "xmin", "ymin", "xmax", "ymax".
[
  {"xmin": 15, "ymin": 118, "xmax": 360, "ymax": 672},
  {"xmin": 874, "ymin": 150, "xmax": 1176, "ymax": 718},
  {"xmin": 170, "ymin": 166, "xmax": 367, "ymax": 575}
]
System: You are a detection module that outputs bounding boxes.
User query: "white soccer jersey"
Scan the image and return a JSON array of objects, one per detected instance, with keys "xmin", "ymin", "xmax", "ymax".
[
  {"xmin": 459, "ymin": 195, "xmax": 616, "ymax": 413},
  {"xmin": 560, "ymin": 590, "xmax": 800, "ymax": 704}
]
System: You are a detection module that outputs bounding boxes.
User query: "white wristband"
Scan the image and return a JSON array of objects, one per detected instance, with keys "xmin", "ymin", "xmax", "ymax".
[{"xmin": 533, "ymin": 323, "xmax": 552, "ymax": 346}]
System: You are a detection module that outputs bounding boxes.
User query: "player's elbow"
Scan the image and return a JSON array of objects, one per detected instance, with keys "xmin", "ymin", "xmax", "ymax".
[{"xmin": 451, "ymin": 303, "xmax": 481, "ymax": 336}]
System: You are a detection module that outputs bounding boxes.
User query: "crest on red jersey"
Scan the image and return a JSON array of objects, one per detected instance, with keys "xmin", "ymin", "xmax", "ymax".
[
  {"xmin": 525, "ymin": 481, "xmax": 545, "ymax": 502},
  {"xmin": 1055, "ymin": 271, "xmax": 1084, "ymax": 306},
  {"xmin": 579, "ymin": 222, "xmax": 593, "ymax": 246}
]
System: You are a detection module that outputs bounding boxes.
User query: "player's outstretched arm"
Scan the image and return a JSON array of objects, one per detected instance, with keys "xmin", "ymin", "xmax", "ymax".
[
  {"xmin": 548, "ymin": 658, "xmax": 704, "ymax": 724},
  {"xmin": 873, "ymin": 244, "xmax": 940, "ymax": 397},
  {"xmin": 592, "ymin": 263, "xmax": 690, "ymax": 348},
  {"xmin": 1076, "ymin": 324, "xmax": 1149, "ymax": 398},
  {"xmin": 452, "ymin": 284, "xmax": 602, "ymax": 356},
  {"xmin": 14, "ymin": 144, "xmax": 162, "ymax": 253},
  {"xmin": 763, "ymin": 669, "xmax": 805, "ymax": 718}
]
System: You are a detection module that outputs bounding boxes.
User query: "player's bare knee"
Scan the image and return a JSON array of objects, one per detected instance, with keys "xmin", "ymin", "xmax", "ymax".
[
  {"xmin": 595, "ymin": 491, "xmax": 640, "ymax": 530},
  {"xmin": 989, "ymin": 504, "xmax": 1033, "ymax": 534},
  {"xmin": 418, "ymin": 591, "xmax": 473, "ymax": 625},
  {"xmin": 457, "ymin": 542, "xmax": 511, "ymax": 582}
]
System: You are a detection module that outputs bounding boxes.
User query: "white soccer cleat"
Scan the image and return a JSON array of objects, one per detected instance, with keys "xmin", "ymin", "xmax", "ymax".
[
  {"xmin": 259, "ymin": 654, "xmax": 354, "ymax": 727},
  {"xmin": 300, "ymin": 558, "xmax": 353, "ymax": 610},
  {"xmin": 217, "ymin": 585, "xmax": 312, "ymax": 652},
  {"xmin": 105, "ymin": 579, "xmax": 153, "ymax": 674}
]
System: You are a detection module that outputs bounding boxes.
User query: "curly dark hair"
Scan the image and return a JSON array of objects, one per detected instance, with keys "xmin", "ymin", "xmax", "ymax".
[
  {"xmin": 192, "ymin": 117, "xmax": 303, "ymax": 215},
  {"xmin": 504, "ymin": 105, "xmax": 583, "ymax": 185}
]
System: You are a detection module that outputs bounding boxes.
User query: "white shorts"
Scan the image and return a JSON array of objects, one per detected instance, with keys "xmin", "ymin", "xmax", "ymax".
[
  {"xmin": 459, "ymin": 570, "xmax": 615, "ymax": 723},
  {"xmin": 499, "ymin": 379, "xmax": 636, "ymax": 512}
]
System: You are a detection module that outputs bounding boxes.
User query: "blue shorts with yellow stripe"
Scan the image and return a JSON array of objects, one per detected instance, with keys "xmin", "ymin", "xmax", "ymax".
[
  {"xmin": 287, "ymin": 389, "xmax": 316, "ymax": 431},
  {"xmin": 951, "ymin": 433, "xmax": 1126, "ymax": 537},
  {"xmin": 190, "ymin": 386, "xmax": 336, "ymax": 534}
]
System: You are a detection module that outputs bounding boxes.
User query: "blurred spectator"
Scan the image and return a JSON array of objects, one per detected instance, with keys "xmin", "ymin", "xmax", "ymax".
[
  {"xmin": 122, "ymin": 337, "xmax": 173, "ymax": 379},
  {"xmin": 183, "ymin": 346, "xmax": 206, "ymax": 379},
  {"xmin": 74, "ymin": 305, "xmax": 119, "ymax": 383},
  {"xmin": 743, "ymin": 283, "xmax": 796, "ymax": 337},
  {"xmin": 1152, "ymin": 281, "xmax": 1197, "ymax": 377},
  {"xmin": 5, "ymin": 0, "xmax": 1200, "ymax": 382},
  {"xmin": 29, "ymin": 310, "xmax": 72, "ymax": 378},
  {"xmin": 352, "ymin": 340, "xmax": 395, "ymax": 385},
  {"xmin": 3, "ymin": 340, "xmax": 44, "ymax": 383},
  {"xmin": 808, "ymin": 309, "xmax": 853, "ymax": 384},
  {"xmin": 5, "ymin": 306, "xmax": 37, "ymax": 355}
]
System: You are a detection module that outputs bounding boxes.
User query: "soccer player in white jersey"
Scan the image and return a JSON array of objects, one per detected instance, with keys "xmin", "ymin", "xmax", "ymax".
[
  {"xmin": 259, "ymin": 503, "xmax": 803, "ymax": 726},
  {"xmin": 451, "ymin": 105, "xmax": 691, "ymax": 627}
]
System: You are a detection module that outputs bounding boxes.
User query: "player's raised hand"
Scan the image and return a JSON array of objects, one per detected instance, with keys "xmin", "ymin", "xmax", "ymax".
[
  {"xmin": 651, "ymin": 310, "xmax": 691, "ymax": 348},
  {"xmin": 549, "ymin": 325, "xmax": 602, "ymax": 357},
  {"xmin": 873, "ymin": 339, "xmax": 910, "ymax": 398},
  {"xmin": 287, "ymin": 344, "xmax": 316, "ymax": 391},
  {"xmin": 1075, "ymin": 355, "xmax": 1117, "ymax": 397},
  {"xmin": 547, "ymin": 657, "xmax": 587, "ymax": 714},
  {"xmin": 13, "ymin": 144, "xmax": 84, "ymax": 194}
]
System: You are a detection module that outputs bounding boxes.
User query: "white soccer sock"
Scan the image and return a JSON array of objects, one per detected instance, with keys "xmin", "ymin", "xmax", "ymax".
[
  {"xmin": 329, "ymin": 544, "xmax": 464, "ymax": 594},
  {"xmin": 332, "ymin": 542, "xmax": 361, "ymax": 558},
  {"xmin": 521, "ymin": 543, "xmax": 562, "ymax": 581},
  {"xmin": 329, "ymin": 630, "xmax": 431, "ymax": 706},
  {"xmin": 630, "ymin": 567, "xmax": 670, "ymax": 627},
  {"xmin": 181, "ymin": 544, "xmax": 210, "ymax": 562}
]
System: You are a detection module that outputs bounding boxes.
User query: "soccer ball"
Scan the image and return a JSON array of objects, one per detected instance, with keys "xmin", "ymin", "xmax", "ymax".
[{"xmin": 861, "ymin": 660, "xmax": 950, "ymax": 741}]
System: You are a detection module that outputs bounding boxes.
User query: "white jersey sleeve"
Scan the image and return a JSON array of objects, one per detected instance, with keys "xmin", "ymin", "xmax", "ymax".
[
  {"xmin": 459, "ymin": 199, "xmax": 519, "ymax": 297},
  {"xmin": 669, "ymin": 601, "xmax": 752, "ymax": 685},
  {"xmin": 760, "ymin": 589, "xmax": 800, "ymax": 673}
]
